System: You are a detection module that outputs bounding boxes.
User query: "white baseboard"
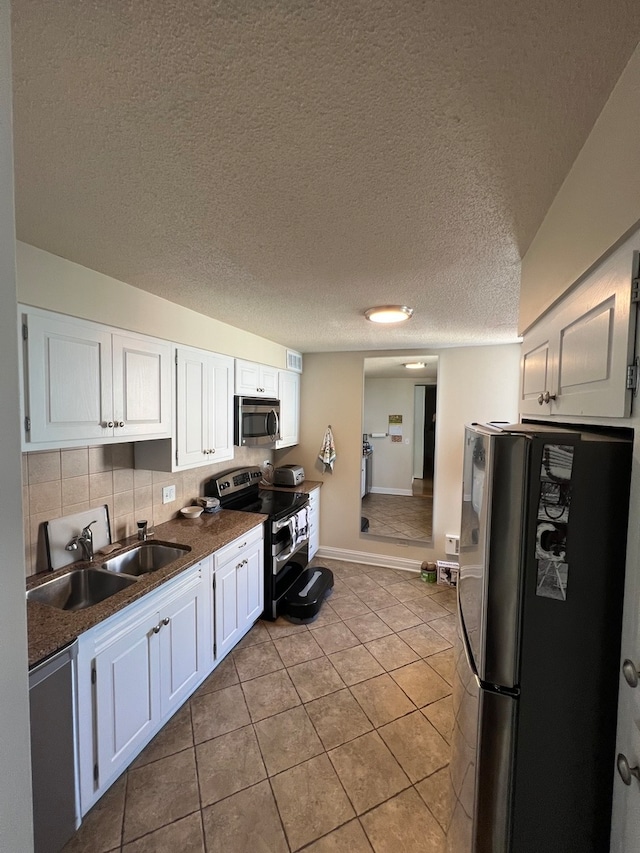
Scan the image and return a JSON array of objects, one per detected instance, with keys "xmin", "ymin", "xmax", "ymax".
[
  {"xmin": 369, "ymin": 487, "xmax": 413, "ymax": 497},
  {"xmin": 316, "ymin": 545, "xmax": 420, "ymax": 573}
]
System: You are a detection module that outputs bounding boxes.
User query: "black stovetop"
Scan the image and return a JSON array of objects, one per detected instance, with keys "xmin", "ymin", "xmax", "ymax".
[
  {"xmin": 221, "ymin": 488, "xmax": 308, "ymax": 521},
  {"xmin": 204, "ymin": 466, "xmax": 308, "ymax": 521}
]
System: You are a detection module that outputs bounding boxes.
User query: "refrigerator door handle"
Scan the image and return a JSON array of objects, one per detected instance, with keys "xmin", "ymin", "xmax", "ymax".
[{"xmin": 458, "ymin": 591, "xmax": 482, "ymax": 688}]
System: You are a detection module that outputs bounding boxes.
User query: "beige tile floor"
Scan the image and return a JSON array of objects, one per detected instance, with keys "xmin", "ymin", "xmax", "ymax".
[
  {"xmin": 361, "ymin": 493, "xmax": 433, "ymax": 540},
  {"xmin": 62, "ymin": 557, "xmax": 456, "ymax": 853}
]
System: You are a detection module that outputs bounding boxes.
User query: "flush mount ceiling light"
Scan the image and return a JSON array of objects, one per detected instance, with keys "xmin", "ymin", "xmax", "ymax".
[
  {"xmin": 404, "ymin": 362, "xmax": 426, "ymax": 369},
  {"xmin": 364, "ymin": 305, "xmax": 414, "ymax": 324}
]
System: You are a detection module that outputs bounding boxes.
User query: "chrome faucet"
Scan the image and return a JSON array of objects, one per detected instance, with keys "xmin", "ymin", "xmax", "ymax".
[{"xmin": 66, "ymin": 520, "xmax": 97, "ymax": 562}]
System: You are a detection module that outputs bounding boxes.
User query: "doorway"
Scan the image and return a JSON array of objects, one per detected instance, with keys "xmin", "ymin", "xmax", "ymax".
[{"xmin": 412, "ymin": 384, "xmax": 436, "ymax": 500}]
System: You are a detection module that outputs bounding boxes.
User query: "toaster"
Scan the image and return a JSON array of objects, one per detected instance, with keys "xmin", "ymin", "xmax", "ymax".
[{"xmin": 273, "ymin": 465, "xmax": 305, "ymax": 486}]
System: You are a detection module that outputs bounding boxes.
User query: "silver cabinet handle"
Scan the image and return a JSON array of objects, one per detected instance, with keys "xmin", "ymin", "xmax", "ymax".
[
  {"xmin": 117, "ymin": 420, "xmax": 125, "ymax": 427},
  {"xmin": 617, "ymin": 753, "xmax": 640, "ymax": 785},
  {"xmin": 106, "ymin": 421, "xmax": 115, "ymax": 428},
  {"xmin": 537, "ymin": 392, "xmax": 558, "ymax": 405},
  {"xmin": 623, "ymin": 659, "xmax": 639, "ymax": 688},
  {"xmin": 152, "ymin": 617, "xmax": 170, "ymax": 634}
]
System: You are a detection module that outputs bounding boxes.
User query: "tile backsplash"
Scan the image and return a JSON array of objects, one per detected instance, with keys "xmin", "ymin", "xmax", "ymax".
[{"xmin": 22, "ymin": 443, "xmax": 271, "ymax": 575}]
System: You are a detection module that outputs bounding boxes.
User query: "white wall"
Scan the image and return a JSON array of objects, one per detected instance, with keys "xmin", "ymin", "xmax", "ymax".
[
  {"xmin": 0, "ymin": 2, "xmax": 34, "ymax": 849},
  {"xmin": 16, "ymin": 242, "xmax": 288, "ymax": 367},
  {"xmin": 364, "ymin": 378, "xmax": 417, "ymax": 494},
  {"xmin": 519, "ymin": 45, "xmax": 640, "ymax": 333},
  {"xmin": 276, "ymin": 344, "xmax": 521, "ymax": 568}
]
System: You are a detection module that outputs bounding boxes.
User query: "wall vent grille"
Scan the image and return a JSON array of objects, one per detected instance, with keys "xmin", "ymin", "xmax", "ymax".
[{"xmin": 286, "ymin": 349, "xmax": 303, "ymax": 373}]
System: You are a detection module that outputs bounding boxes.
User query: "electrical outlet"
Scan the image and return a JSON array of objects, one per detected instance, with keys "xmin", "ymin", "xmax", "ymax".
[
  {"xmin": 162, "ymin": 485, "xmax": 176, "ymax": 504},
  {"xmin": 445, "ymin": 534, "xmax": 460, "ymax": 556}
]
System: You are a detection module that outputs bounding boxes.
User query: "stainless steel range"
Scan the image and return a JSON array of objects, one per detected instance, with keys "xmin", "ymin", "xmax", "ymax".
[{"xmin": 205, "ymin": 466, "xmax": 327, "ymax": 620}]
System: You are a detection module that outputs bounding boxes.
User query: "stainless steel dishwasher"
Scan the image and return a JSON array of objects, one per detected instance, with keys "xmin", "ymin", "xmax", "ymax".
[{"xmin": 29, "ymin": 640, "xmax": 80, "ymax": 853}]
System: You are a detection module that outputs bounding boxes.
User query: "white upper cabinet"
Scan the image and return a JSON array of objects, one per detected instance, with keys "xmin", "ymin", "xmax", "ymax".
[
  {"xmin": 20, "ymin": 307, "xmax": 171, "ymax": 449},
  {"xmin": 112, "ymin": 333, "xmax": 172, "ymax": 437},
  {"xmin": 175, "ymin": 347, "xmax": 234, "ymax": 468},
  {"xmin": 276, "ymin": 370, "xmax": 300, "ymax": 448},
  {"xmin": 519, "ymin": 235, "xmax": 639, "ymax": 419},
  {"xmin": 135, "ymin": 345, "xmax": 234, "ymax": 472},
  {"xmin": 235, "ymin": 359, "xmax": 279, "ymax": 397}
]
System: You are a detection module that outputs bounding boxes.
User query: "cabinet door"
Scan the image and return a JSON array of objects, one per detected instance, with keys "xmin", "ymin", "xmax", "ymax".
[
  {"xmin": 215, "ymin": 557, "xmax": 243, "ymax": 660},
  {"xmin": 24, "ymin": 311, "xmax": 113, "ymax": 445},
  {"xmin": 208, "ymin": 353, "xmax": 234, "ymax": 462},
  {"xmin": 308, "ymin": 490, "xmax": 320, "ymax": 560},
  {"xmin": 94, "ymin": 611, "xmax": 160, "ymax": 788},
  {"xmin": 238, "ymin": 538, "xmax": 264, "ymax": 630},
  {"xmin": 176, "ymin": 348, "xmax": 208, "ymax": 467},
  {"xmin": 519, "ymin": 235, "xmax": 638, "ymax": 419},
  {"xmin": 235, "ymin": 359, "xmax": 262, "ymax": 396},
  {"xmin": 552, "ymin": 245, "xmax": 637, "ymax": 417},
  {"xmin": 260, "ymin": 365, "xmax": 279, "ymax": 397},
  {"xmin": 158, "ymin": 573, "xmax": 208, "ymax": 719},
  {"xmin": 112, "ymin": 333, "xmax": 172, "ymax": 438},
  {"xmin": 519, "ymin": 326, "xmax": 553, "ymax": 416},
  {"xmin": 276, "ymin": 370, "xmax": 300, "ymax": 448}
]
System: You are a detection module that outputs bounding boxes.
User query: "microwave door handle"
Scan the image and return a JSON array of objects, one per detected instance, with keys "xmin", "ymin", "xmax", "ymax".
[{"xmin": 269, "ymin": 409, "xmax": 279, "ymax": 440}]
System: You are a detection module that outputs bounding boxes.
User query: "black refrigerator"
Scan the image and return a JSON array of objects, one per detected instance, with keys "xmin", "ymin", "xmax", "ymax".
[{"xmin": 446, "ymin": 421, "xmax": 633, "ymax": 853}]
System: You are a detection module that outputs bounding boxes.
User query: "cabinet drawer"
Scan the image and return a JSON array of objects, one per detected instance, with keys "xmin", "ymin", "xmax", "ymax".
[{"xmin": 214, "ymin": 525, "xmax": 264, "ymax": 569}]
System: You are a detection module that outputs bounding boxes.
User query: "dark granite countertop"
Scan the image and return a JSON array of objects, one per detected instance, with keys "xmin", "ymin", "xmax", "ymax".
[{"xmin": 26, "ymin": 509, "xmax": 266, "ymax": 668}]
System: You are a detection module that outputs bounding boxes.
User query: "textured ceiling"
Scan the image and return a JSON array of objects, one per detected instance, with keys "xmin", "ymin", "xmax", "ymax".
[
  {"xmin": 364, "ymin": 355, "xmax": 438, "ymax": 380},
  {"xmin": 10, "ymin": 1, "xmax": 639, "ymax": 352}
]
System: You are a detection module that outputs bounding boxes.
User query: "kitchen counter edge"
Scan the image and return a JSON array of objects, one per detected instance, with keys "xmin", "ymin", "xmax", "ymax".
[{"xmin": 261, "ymin": 479, "xmax": 322, "ymax": 494}]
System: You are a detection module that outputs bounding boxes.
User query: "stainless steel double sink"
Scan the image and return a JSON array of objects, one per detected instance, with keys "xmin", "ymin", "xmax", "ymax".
[{"xmin": 27, "ymin": 542, "xmax": 191, "ymax": 612}]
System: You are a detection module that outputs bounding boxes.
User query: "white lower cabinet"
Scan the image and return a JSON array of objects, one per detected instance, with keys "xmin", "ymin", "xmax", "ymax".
[
  {"xmin": 214, "ymin": 526, "xmax": 264, "ymax": 660},
  {"xmin": 77, "ymin": 559, "xmax": 212, "ymax": 814},
  {"xmin": 76, "ymin": 527, "xmax": 265, "ymax": 818},
  {"xmin": 308, "ymin": 488, "xmax": 320, "ymax": 560}
]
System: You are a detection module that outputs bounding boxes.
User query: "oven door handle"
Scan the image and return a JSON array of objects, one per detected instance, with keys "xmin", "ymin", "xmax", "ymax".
[
  {"xmin": 273, "ymin": 516, "xmax": 296, "ymax": 534},
  {"xmin": 275, "ymin": 541, "xmax": 303, "ymax": 565}
]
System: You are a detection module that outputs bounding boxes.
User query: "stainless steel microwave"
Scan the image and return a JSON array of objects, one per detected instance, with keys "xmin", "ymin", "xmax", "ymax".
[{"xmin": 234, "ymin": 396, "xmax": 281, "ymax": 447}]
